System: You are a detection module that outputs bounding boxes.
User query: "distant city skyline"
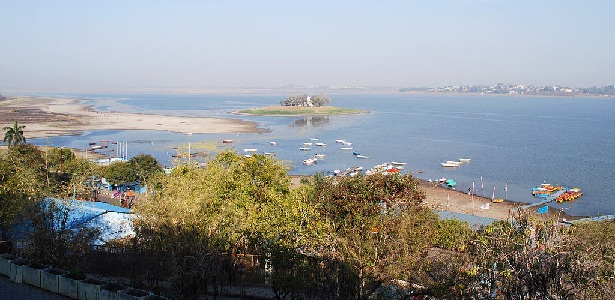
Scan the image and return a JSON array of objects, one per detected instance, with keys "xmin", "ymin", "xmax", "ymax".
[{"xmin": 1, "ymin": 1, "xmax": 614, "ymax": 91}]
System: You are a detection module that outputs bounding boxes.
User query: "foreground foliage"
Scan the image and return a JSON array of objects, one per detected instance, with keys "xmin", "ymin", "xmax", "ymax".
[{"xmin": 1, "ymin": 147, "xmax": 614, "ymax": 299}]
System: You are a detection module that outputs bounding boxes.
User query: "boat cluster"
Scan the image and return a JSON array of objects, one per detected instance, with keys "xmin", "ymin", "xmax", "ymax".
[
  {"xmin": 531, "ymin": 183, "xmax": 564, "ymax": 197},
  {"xmin": 435, "ymin": 178, "xmax": 457, "ymax": 188},
  {"xmin": 532, "ymin": 183, "xmax": 583, "ymax": 203},
  {"xmin": 364, "ymin": 162, "xmax": 405, "ymax": 176},
  {"xmin": 441, "ymin": 158, "xmax": 471, "ymax": 167},
  {"xmin": 555, "ymin": 188, "xmax": 583, "ymax": 203}
]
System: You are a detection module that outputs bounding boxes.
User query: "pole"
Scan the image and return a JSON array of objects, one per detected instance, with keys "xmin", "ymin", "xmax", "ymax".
[{"xmin": 472, "ymin": 181, "xmax": 475, "ymax": 214}]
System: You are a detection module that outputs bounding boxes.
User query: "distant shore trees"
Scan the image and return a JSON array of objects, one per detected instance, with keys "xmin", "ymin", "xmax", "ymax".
[{"xmin": 280, "ymin": 94, "xmax": 330, "ymax": 107}]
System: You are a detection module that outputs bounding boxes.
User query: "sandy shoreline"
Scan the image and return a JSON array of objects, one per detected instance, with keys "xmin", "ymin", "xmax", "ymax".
[
  {"xmin": 0, "ymin": 96, "xmax": 265, "ymax": 138},
  {"xmin": 1, "ymin": 96, "xmax": 576, "ymax": 221}
]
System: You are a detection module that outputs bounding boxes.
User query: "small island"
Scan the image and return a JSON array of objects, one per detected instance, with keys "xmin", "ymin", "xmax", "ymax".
[{"xmin": 235, "ymin": 94, "xmax": 367, "ymax": 116}]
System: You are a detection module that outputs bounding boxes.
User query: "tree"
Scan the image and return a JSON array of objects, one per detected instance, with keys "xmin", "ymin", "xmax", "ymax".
[
  {"xmin": 310, "ymin": 94, "xmax": 330, "ymax": 107},
  {"xmin": 306, "ymin": 173, "xmax": 435, "ymax": 298},
  {"xmin": 0, "ymin": 145, "xmax": 48, "ymax": 239},
  {"xmin": 102, "ymin": 161, "xmax": 137, "ymax": 186},
  {"xmin": 129, "ymin": 153, "xmax": 163, "ymax": 184},
  {"xmin": 2, "ymin": 121, "xmax": 26, "ymax": 146}
]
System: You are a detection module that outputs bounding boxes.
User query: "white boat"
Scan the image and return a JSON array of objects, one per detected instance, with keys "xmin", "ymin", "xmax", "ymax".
[
  {"xmin": 222, "ymin": 139, "xmax": 234, "ymax": 143},
  {"xmin": 446, "ymin": 160, "xmax": 462, "ymax": 165},
  {"xmin": 335, "ymin": 139, "xmax": 345, "ymax": 143},
  {"xmin": 441, "ymin": 162, "xmax": 459, "ymax": 167},
  {"xmin": 315, "ymin": 143, "xmax": 326, "ymax": 147},
  {"xmin": 264, "ymin": 152, "xmax": 276, "ymax": 157},
  {"xmin": 340, "ymin": 147, "xmax": 353, "ymax": 150},
  {"xmin": 270, "ymin": 141, "xmax": 277, "ymax": 146},
  {"xmin": 303, "ymin": 142, "xmax": 313, "ymax": 146},
  {"xmin": 391, "ymin": 161, "xmax": 406, "ymax": 169},
  {"xmin": 300, "ymin": 147, "xmax": 312, "ymax": 151},
  {"xmin": 309, "ymin": 138, "xmax": 319, "ymax": 141},
  {"xmin": 243, "ymin": 148, "xmax": 258, "ymax": 152},
  {"xmin": 342, "ymin": 141, "xmax": 352, "ymax": 146},
  {"xmin": 315, "ymin": 154, "xmax": 326, "ymax": 158},
  {"xmin": 459, "ymin": 158, "xmax": 471, "ymax": 163},
  {"xmin": 91, "ymin": 145, "xmax": 103, "ymax": 150},
  {"xmin": 357, "ymin": 155, "xmax": 370, "ymax": 159},
  {"xmin": 303, "ymin": 158, "xmax": 317, "ymax": 165}
]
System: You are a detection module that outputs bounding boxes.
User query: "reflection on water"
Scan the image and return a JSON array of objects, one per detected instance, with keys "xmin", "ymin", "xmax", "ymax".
[{"xmin": 291, "ymin": 116, "xmax": 330, "ymax": 127}]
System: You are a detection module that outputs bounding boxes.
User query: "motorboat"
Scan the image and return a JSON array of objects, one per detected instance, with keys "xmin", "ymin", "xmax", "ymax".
[
  {"xmin": 459, "ymin": 158, "xmax": 471, "ymax": 163},
  {"xmin": 269, "ymin": 141, "xmax": 277, "ymax": 146},
  {"xmin": 300, "ymin": 147, "xmax": 312, "ymax": 151},
  {"xmin": 303, "ymin": 158, "xmax": 317, "ymax": 165},
  {"xmin": 243, "ymin": 148, "xmax": 258, "ymax": 152},
  {"xmin": 223, "ymin": 139, "xmax": 234, "ymax": 143},
  {"xmin": 315, "ymin": 154, "xmax": 326, "ymax": 158},
  {"xmin": 315, "ymin": 143, "xmax": 326, "ymax": 147},
  {"xmin": 357, "ymin": 155, "xmax": 370, "ymax": 159},
  {"xmin": 441, "ymin": 162, "xmax": 459, "ymax": 167}
]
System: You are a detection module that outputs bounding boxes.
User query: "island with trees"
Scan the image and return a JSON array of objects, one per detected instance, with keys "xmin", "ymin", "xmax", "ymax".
[{"xmin": 236, "ymin": 93, "xmax": 366, "ymax": 116}]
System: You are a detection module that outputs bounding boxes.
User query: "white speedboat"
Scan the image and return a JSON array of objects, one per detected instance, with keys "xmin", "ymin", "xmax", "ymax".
[
  {"xmin": 303, "ymin": 158, "xmax": 317, "ymax": 165},
  {"xmin": 441, "ymin": 162, "xmax": 459, "ymax": 167}
]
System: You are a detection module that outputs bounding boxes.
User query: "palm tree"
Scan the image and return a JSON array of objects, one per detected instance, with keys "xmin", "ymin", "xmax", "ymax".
[{"xmin": 3, "ymin": 121, "xmax": 27, "ymax": 146}]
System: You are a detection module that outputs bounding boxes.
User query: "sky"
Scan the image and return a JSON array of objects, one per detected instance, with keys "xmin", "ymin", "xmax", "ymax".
[{"xmin": 1, "ymin": 0, "xmax": 614, "ymax": 91}]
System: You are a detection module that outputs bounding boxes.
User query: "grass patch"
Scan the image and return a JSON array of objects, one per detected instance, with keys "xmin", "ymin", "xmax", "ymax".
[{"xmin": 236, "ymin": 106, "xmax": 366, "ymax": 116}]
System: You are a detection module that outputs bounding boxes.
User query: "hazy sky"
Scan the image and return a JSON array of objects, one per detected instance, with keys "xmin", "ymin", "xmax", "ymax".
[{"xmin": 1, "ymin": 0, "xmax": 614, "ymax": 91}]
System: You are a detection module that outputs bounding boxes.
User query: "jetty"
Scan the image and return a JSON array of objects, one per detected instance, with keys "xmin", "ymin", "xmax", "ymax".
[{"xmin": 520, "ymin": 190, "xmax": 566, "ymax": 210}]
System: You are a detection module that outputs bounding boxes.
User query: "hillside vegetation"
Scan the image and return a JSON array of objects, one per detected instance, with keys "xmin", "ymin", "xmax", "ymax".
[{"xmin": 1, "ymin": 146, "xmax": 613, "ymax": 299}]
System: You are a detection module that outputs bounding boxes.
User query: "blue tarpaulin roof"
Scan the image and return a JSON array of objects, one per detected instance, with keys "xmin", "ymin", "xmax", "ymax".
[{"xmin": 436, "ymin": 210, "xmax": 499, "ymax": 230}]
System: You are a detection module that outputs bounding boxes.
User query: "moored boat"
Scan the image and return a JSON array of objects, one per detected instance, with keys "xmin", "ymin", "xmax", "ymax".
[
  {"xmin": 441, "ymin": 162, "xmax": 459, "ymax": 167},
  {"xmin": 223, "ymin": 139, "xmax": 234, "ymax": 143},
  {"xmin": 300, "ymin": 147, "xmax": 312, "ymax": 151},
  {"xmin": 303, "ymin": 158, "xmax": 317, "ymax": 165},
  {"xmin": 459, "ymin": 158, "xmax": 471, "ymax": 163},
  {"xmin": 243, "ymin": 148, "xmax": 258, "ymax": 152}
]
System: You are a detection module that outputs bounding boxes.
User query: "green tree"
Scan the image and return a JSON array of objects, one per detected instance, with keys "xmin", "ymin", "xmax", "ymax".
[
  {"xmin": 2, "ymin": 121, "xmax": 26, "ymax": 146},
  {"xmin": 134, "ymin": 150, "xmax": 327, "ymax": 297},
  {"xmin": 306, "ymin": 173, "xmax": 435, "ymax": 298},
  {"xmin": 310, "ymin": 94, "xmax": 330, "ymax": 107},
  {"xmin": 0, "ymin": 145, "xmax": 48, "ymax": 239},
  {"xmin": 129, "ymin": 153, "xmax": 163, "ymax": 184},
  {"xmin": 102, "ymin": 161, "xmax": 137, "ymax": 186}
]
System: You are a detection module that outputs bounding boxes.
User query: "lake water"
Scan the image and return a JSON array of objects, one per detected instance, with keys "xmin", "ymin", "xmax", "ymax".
[{"xmin": 29, "ymin": 92, "xmax": 615, "ymax": 217}]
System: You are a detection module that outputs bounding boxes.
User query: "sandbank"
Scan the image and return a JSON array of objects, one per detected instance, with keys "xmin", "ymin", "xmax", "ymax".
[{"xmin": 0, "ymin": 96, "xmax": 264, "ymax": 139}]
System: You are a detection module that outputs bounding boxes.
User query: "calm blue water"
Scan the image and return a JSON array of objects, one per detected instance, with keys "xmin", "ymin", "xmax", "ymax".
[{"xmin": 29, "ymin": 93, "xmax": 615, "ymax": 217}]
